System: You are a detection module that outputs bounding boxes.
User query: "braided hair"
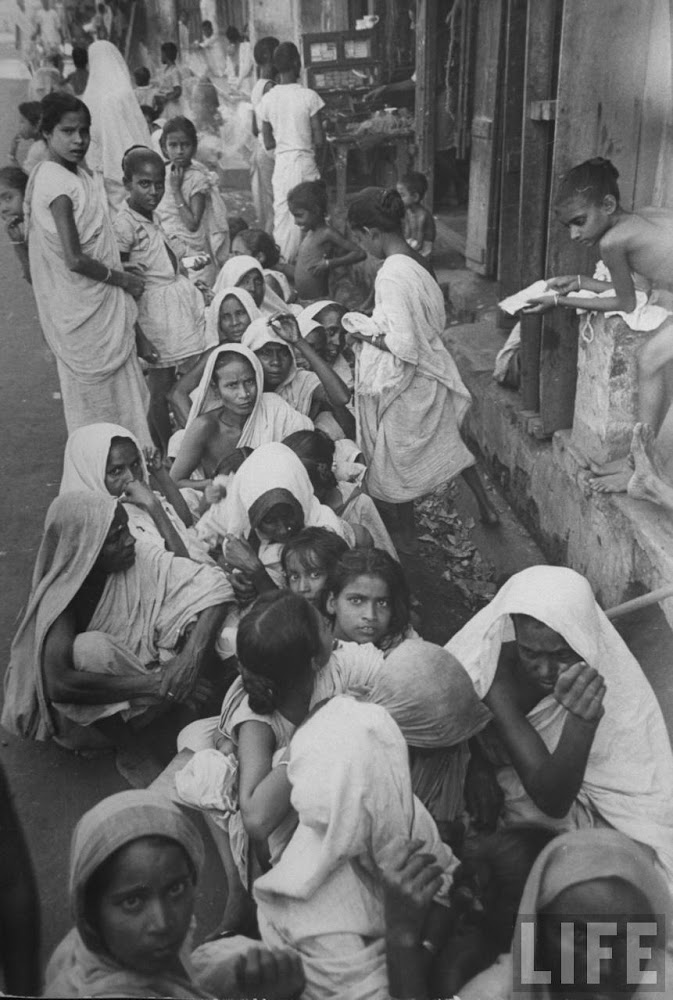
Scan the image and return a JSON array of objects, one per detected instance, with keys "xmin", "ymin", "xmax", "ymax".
[
  {"xmin": 347, "ymin": 186, "xmax": 406, "ymax": 233},
  {"xmin": 236, "ymin": 591, "xmax": 322, "ymax": 714}
]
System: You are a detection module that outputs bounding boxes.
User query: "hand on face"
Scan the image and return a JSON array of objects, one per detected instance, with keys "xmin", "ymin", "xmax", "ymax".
[{"xmin": 554, "ymin": 660, "xmax": 606, "ymax": 723}]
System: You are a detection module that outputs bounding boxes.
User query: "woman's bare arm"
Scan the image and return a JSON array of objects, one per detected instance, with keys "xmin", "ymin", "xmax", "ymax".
[{"xmin": 50, "ymin": 195, "xmax": 144, "ymax": 296}]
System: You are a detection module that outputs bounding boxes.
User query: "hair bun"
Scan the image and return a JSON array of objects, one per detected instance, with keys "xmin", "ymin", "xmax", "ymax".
[
  {"xmin": 587, "ymin": 156, "xmax": 619, "ymax": 179},
  {"xmin": 381, "ymin": 187, "xmax": 406, "ymax": 223}
]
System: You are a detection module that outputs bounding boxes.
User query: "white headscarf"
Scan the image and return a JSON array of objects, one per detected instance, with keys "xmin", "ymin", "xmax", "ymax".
[
  {"xmin": 446, "ymin": 565, "xmax": 673, "ymax": 890},
  {"xmin": 204, "ymin": 286, "xmax": 261, "ymax": 348},
  {"xmin": 210, "ymin": 441, "xmax": 351, "ymax": 542},
  {"xmin": 212, "ymin": 255, "xmax": 287, "ymax": 316},
  {"xmin": 82, "ymin": 41, "xmax": 151, "ymax": 187},
  {"xmin": 300, "ymin": 300, "xmax": 343, "ymax": 325},
  {"xmin": 242, "ymin": 316, "xmax": 320, "ymax": 415},
  {"xmin": 60, "ymin": 422, "xmax": 148, "ymax": 495},
  {"xmin": 512, "ymin": 828, "xmax": 673, "ymax": 999}
]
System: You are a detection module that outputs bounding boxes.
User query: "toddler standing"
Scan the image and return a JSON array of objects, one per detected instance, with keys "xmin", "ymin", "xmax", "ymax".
[
  {"xmin": 397, "ymin": 171, "xmax": 436, "ymax": 258},
  {"xmin": 113, "ymin": 148, "xmax": 209, "ymax": 450},
  {"xmin": 256, "ymin": 42, "xmax": 324, "ymax": 263}
]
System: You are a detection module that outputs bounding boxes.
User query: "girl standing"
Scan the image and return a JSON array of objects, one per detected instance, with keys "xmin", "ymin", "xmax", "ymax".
[
  {"xmin": 347, "ymin": 186, "xmax": 498, "ymax": 550},
  {"xmin": 25, "ymin": 92, "xmax": 151, "ymax": 444},
  {"xmin": 114, "ymin": 147, "xmax": 209, "ymax": 450},
  {"xmin": 156, "ymin": 116, "xmax": 229, "ymax": 286}
]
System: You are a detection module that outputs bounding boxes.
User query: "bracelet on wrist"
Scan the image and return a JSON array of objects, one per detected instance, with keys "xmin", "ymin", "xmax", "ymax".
[
  {"xmin": 103, "ymin": 267, "xmax": 113, "ymax": 285},
  {"xmin": 577, "ymin": 273, "xmax": 582, "ymax": 291},
  {"xmin": 421, "ymin": 938, "xmax": 439, "ymax": 957}
]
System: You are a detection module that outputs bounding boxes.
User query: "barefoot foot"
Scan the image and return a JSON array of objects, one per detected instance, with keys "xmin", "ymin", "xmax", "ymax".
[
  {"xmin": 626, "ymin": 423, "xmax": 666, "ymax": 505},
  {"xmin": 588, "ymin": 470, "xmax": 632, "ymax": 494},
  {"xmin": 588, "ymin": 455, "xmax": 632, "ymax": 477}
]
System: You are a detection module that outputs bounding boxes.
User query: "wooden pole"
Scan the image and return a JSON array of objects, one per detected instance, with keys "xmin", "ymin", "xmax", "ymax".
[
  {"xmin": 414, "ymin": 0, "xmax": 438, "ymax": 209},
  {"xmin": 605, "ymin": 584, "xmax": 673, "ymax": 621}
]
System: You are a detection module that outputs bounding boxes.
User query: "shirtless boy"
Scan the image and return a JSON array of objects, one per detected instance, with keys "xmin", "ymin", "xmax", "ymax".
[{"xmin": 527, "ymin": 157, "xmax": 673, "ymax": 492}]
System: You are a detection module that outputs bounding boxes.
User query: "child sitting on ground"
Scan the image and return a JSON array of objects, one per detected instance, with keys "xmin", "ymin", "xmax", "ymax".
[
  {"xmin": 113, "ymin": 147, "xmax": 209, "ymax": 450},
  {"xmin": 526, "ymin": 157, "xmax": 673, "ymax": 492},
  {"xmin": 398, "ymin": 170, "xmax": 436, "ymax": 258},
  {"xmin": 281, "ymin": 526, "xmax": 349, "ymax": 609},
  {"xmin": 156, "ymin": 115, "xmax": 230, "ymax": 286},
  {"xmin": 231, "ymin": 226, "xmax": 296, "ymax": 303},
  {"xmin": 286, "ymin": 180, "xmax": 367, "ymax": 302},
  {"xmin": 0, "ymin": 167, "xmax": 30, "ymax": 281}
]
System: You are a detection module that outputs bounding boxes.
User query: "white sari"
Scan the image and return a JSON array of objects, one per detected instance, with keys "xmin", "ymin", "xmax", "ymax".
[
  {"xmin": 352, "ymin": 254, "xmax": 474, "ymax": 503},
  {"xmin": 82, "ymin": 41, "xmax": 151, "ymax": 213},
  {"xmin": 446, "ymin": 565, "xmax": 673, "ymax": 892}
]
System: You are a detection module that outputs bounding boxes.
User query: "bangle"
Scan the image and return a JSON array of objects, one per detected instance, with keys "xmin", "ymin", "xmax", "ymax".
[
  {"xmin": 102, "ymin": 267, "xmax": 113, "ymax": 284},
  {"xmin": 176, "ymin": 201, "xmax": 186, "ymax": 208},
  {"xmin": 421, "ymin": 938, "xmax": 439, "ymax": 957},
  {"xmin": 9, "ymin": 239, "xmax": 25, "ymax": 245},
  {"xmin": 553, "ymin": 291, "xmax": 560, "ymax": 307},
  {"xmin": 577, "ymin": 274, "xmax": 582, "ymax": 291}
]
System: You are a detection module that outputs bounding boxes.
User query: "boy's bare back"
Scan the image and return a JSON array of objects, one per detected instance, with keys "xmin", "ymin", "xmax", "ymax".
[
  {"xmin": 294, "ymin": 225, "xmax": 332, "ymax": 300},
  {"xmin": 602, "ymin": 207, "xmax": 673, "ymax": 287}
]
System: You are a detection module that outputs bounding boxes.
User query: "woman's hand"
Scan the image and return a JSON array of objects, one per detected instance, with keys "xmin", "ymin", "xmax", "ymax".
[
  {"xmin": 158, "ymin": 652, "xmax": 197, "ymax": 703},
  {"xmin": 222, "ymin": 534, "xmax": 264, "ymax": 576},
  {"xmin": 135, "ymin": 326, "xmax": 160, "ymax": 362},
  {"xmin": 123, "ymin": 479, "xmax": 159, "ymax": 510},
  {"xmin": 269, "ymin": 313, "xmax": 301, "ymax": 345},
  {"xmin": 554, "ymin": 661, "xmax": 606, "ymax": 723},
  {"xmin": 231, "ymin": 947, "xmax": 305, "ymax": 1000},
  {"xmin": 143, "ymin": 446, "xmax": 168, "ymax": 477},
  {"xmin": 196, "ymin": 280, "xmax": 214, "ymax": 305},
  {"xmin": 379, "ymin": 838, "xmax": 444, "ymax": 941},
  {"xmin": 120, "ymin": 270, "xmax": 146, "ymax": 299},
  {"xmin": 204, "ymin": 480, "xmax": 227, "ymax": 506}
]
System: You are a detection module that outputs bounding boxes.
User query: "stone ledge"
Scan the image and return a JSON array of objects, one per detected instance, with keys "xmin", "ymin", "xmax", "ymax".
[{"xmin": 443, "ymin": 318, "xmax": 673, "ymax": 628}]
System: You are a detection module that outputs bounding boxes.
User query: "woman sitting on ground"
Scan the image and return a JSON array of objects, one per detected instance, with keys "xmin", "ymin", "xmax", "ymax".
[
  {"xmin": 170, "ymin": 287, "xmax": 262, "ymax": 427},
  {"xmin": 460, "ymin": 828, "xmax": 673, "ymax": 1000},
  {"xmin": 1, "ymin": 493, "xmax": 232, "ymax": 760},
  {"xmin": 283, "ymin": 429, "xmax": 396, "ymax": 556},
  {"xmin": 212, "ymin": 253, "xmax": 289, "ymax": 317},
  {"xmin": 43, "ymin": 789, "xmax": 305, "ymax": 998},
  {"xmin": 242, "ymin": 314, "xmax": 352, "ymax": 428},
  {"xmin": 170, "ymin": 345, "xmax": 312, "ymax": 491},
  {"xmin": 60, "ymin": 423, "xmax": 212, "ymax": 563},
  {"xmin": 446, "ymin": 565, "xmax": 673, "ymax": 892}
]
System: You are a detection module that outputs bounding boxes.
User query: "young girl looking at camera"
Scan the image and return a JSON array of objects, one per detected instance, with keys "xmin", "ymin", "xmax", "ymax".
[
  {"xmin": 114, "ymin": 146, "xmax": 209, "ymax": 450},
  {"xmin": 156, "ymin": 115, "xmax": 229, "ymax": 285},
  {"xmin": 24, "ymin": 92, "xmax": 151, "ymax": 443}
]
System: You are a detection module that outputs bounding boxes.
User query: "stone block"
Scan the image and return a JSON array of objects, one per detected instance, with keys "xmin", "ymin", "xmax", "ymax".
[{"xmin": 570, "ymin": 313, "xmax": 650, "ymax": 465}]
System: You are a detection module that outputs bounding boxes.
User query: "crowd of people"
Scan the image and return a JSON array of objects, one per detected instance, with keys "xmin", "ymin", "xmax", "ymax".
[{"xmin": 2, "ymin": 22, "xmax": 673, "ymax": 1000}]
